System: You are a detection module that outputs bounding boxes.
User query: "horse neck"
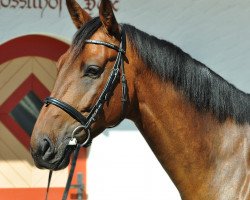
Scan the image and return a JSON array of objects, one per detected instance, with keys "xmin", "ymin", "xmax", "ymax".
[{"xmin": 127, "ymin": 50, "xmax": 250, "ymax": 199}]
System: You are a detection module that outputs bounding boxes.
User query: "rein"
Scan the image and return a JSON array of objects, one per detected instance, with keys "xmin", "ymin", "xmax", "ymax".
[{"xmin": 44, "ymin": 28, "xmax": 127, "ymax": 200}]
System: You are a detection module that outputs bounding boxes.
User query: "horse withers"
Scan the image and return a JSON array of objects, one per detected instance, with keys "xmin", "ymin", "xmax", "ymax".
[{"xmin": 30, "ymin": 0, "xmax": 250, "ymax": 199}]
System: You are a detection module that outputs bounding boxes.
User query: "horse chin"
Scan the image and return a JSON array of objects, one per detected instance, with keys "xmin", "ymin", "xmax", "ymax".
[
  {"xmin": 34, "ymin": 156, "xmax": 70, "ymax": 171},
  {"xmin": 32, "ymin": 145, "xmax": 75, "ymax": 171}
]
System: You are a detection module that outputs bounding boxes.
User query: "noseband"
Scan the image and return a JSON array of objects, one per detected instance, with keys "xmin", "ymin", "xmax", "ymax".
[
  {"xmin": 44, "ymin": 29, "xmax": 127, "ymax": 200},
  {"xmin": 44, "ymin": 29, "xmax": 127, "ymax": 147}
]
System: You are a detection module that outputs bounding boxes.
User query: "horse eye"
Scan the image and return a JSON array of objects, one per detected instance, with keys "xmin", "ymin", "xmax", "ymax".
[{"xmin": 84, "ymin": 65, "xmax": 102, "ymax": 78}]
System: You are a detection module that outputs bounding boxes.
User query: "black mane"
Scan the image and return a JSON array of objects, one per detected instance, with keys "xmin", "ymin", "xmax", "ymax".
[
  {"xmin": 72, "ymin": 17, "xmax": 250, "ymax": 124},
  {"xmin": 123, "ymin": 24, "xmax": 250, "ymax": 124}
]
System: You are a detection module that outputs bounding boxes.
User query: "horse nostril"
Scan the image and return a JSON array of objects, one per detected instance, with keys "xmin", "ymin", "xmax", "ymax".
[
  {"xmin": 39, "ymin": 137, "xmax": 55, "ymax": 161},
  {"xmin": 41, "ymin": 139, "xmax": 50, "ymax": 153}
]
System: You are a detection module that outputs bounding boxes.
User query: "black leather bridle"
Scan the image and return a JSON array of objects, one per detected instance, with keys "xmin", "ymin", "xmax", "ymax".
[
  {"xmin": 44, "ymin": 28, "xmax": 127, "ymax": 147},
  {"xmin": 44, "ymin": 29, "xmax": 127, "ymax": 200}
]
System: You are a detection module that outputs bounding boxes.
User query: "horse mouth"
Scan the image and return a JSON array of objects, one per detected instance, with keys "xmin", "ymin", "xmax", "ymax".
[{"xmin": 32, "ymin": 145, "xmax": 75, "ymax": 171}]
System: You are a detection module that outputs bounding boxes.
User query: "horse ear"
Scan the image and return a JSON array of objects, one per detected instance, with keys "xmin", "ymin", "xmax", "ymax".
[
  {"xmin": 99, "ymin": 0, "xmax": 120, "ymax": 38},
  {"xmin": 66, "ymin": 0, "xmax": 91, "ymax": 29}
]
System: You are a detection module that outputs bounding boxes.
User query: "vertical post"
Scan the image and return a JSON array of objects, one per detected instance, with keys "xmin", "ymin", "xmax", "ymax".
[
  {"xmin": 77, "ymin": 173, "xmax": 83, "ymax": 200},
  {"xmin": 70, "ymin": 172, "xmax": 84, "ymax": 200}
]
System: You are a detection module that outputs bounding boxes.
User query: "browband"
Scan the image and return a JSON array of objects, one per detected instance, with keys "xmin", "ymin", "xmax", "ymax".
[{"xmin": 85, "ymin": 39, "xmax": 126, "ymax": 54}]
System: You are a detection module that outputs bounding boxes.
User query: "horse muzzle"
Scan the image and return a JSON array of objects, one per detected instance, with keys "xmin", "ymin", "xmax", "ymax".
[{"xmin": 31, "ymin": 136, "xmax": 75, "ymax": 170}]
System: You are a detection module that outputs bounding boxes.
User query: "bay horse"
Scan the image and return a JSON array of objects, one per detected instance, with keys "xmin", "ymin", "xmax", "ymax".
[{"xmin": 30, "ymin": 0, "xmax": 250, "ymax": 199}]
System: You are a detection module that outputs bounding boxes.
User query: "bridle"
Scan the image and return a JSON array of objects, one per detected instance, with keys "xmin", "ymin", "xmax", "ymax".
[
  {"xmin": 44, "ymin": 28, "xmax": 127, "ymax": 147},
  {"xmin": 44, "ymin": 28, "xmax": 127, "ymax": 200}
]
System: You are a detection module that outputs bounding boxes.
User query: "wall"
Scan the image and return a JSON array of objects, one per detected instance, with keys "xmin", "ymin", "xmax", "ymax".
[
  {"xmin": 1, "ymin": 0, "xmax": 250, "ymax": 199},
  {"xmin": 1, "ymin": 0, "xmax": 250, "ymax": 94},
  {"xmin": 87, "ymin": 130, "xmax": 181, "ymax": 200},
  {"xmin": 0, "ymin": 35, "xmax": 74, "ymax": 200}
]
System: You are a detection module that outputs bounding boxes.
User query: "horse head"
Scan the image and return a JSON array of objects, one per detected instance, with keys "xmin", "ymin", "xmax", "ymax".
[{"xmin": 30, "ymin": 0, "xmax": 136, "ymax": 170}]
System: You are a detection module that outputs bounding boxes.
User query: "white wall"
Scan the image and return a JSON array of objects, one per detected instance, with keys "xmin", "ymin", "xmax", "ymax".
[
  {"xmin": 87, "ymin": 129, "xmax": 181, "ymax": 200},
  {"xmin": 1, "ymin": 0, "xmax": 249, "ymax": 92},
  {"xmin": 1, "ymin": 0, "xmax": 250, "ymax": 199}
]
